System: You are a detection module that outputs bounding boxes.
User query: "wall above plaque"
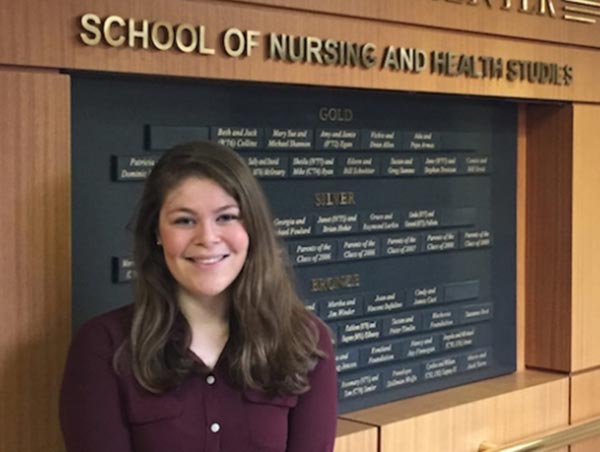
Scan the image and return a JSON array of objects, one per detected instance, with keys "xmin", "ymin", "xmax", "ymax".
[{"xmin": 72, "ymin": 75, "xmax": 516, "ymax": 414}]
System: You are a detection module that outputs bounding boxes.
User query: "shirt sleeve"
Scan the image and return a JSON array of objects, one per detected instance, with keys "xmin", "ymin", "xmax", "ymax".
[
  {"xmin": 60, "ymin": 319, "xmax": 133, "ymax": 452},
  {"xmin": 286, "ymin": 319, "xmax": 338, "ymax": 452}
]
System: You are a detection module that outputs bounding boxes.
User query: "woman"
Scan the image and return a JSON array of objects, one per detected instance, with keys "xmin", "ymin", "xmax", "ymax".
[{"xmin": 60, "ymin": 141, "xmax": 338, "ymax": 452}]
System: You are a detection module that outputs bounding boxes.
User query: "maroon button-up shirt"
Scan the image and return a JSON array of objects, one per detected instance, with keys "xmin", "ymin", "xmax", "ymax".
[{"xmin": 60, "ymin": 306, "xmax": 338, "ymax": 452}]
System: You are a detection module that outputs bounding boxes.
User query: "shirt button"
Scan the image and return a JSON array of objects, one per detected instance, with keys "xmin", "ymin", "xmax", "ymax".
[
  {"xmin": 206, "ymin": 374, "xmax": 216, "ymax": 385},
  {"xmin": 210, "ymin": 422, "xmax": 221, "ymax": 433}
]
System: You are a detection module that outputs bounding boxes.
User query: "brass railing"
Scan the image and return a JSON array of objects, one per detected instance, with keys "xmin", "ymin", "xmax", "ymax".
[{"xmin": 479, "ymin": 417, "xmax": 600, "ymax": 452}]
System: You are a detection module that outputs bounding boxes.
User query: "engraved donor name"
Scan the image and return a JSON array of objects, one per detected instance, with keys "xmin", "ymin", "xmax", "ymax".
[
  {"xmin": 343, "ymin": 239, "xmax": 377, "ymax": 259},
  {"xmin": 407, "ymin": 336, "xmax": 436, "ymax": 357},
  {"xmin": 405, "ymin": 209, "xmax": 439, "ymax": 228},
  {"xmin": 409, "ymin": 132, "xmax": 435, "ymax": 150},
  {"xmin": 341, "ymin": 320, "xmax": 380, "ymax": 343},
  {"xmin": 318, "ymin": 129, "xmax": 358, "ymax": 150},
  {"xmin": 367, "ymin": 292, "xmax": 403, "ymax": 313},
  {"xmin": 271, "ymin": 129, "xmax": 308, "ymax": 138},
  {"xmin": 424, "ymin": 156, "xmax": 457, "ymax": 175},
  {"xmin": 294, "ymin": 241, "xmax": 334, "ymax": 265},
  {"xmin": 386, "ymin": 367, "xmax": 418, "ymax": 388},
  {"xmin": 386, "ymin": 236, "xmax": 418, "ymax": 254},
  {"xmin": 215, "ymin": 128, "xmax": 260, "ymax": 148},
  {"xmin": 119, "ymin": 169, "xmax": 150, "ymax": 179},
  {"xmin": 464, "ymin": 306, "xmax": 491, "ymax": 318},
  {"xmin": 413, "ymin": 286, "xmax": 438, "ymax": 305},
  {"xmin": 369, "ymin": 131, "xmax": 396, "ymax": 149},
  {"xmin": 443, "ymin": 329, "xmax": 475, "ymax": 349},
  {"xmin": 465, "ymin": 156, "xmax": 489, "ymax": 173},
  {"xmin": 367, "ymin": 344, "xmax": 395, "ymax": 364},
  {"xmin": 317, "ymin": 214, "xmax": 358, "ymax": 225},
  {"xmin": 466, "ymin": 350, "xmax": 489, "ymax": 370},
  {"xmin": 343, "ymin": 157, "xmax": 376, "ymax": 176},
  {"xmin": 336, "ymin": 352, "xmax": 358, "ymax": 372},
  {"xmin": 389, "ymin": 315, "xmax": 416, "ymax": 334},
  {"xmin": 463, "ymin": 230, "xmax": 492, "ymax": 247},
  {"xmin": 387, "ymin": 157, "xmax": 416, "ymax": 175},
  {"xmin": 247, "ymin": 157, "xmax": 280, "ymax": 166},
  {"xmin": 424, "ymin": 358, "xmax": 458, "ymax": 379},
  {"xmin": 340, "ymin": 373, "xmax": 380, "ymax": 398},
  {"xmin": 344, "ymin": 320, "xmax": 377, "ymax": 333},
  {"xmin": 362, "ymin": 212, "xmax": 399, "ymax": 232},
  {"xmin": 274, "ymin": 217, "xmax": 311, "ymax": 237},
  {"xmin": 319, "ymin": 130, "xmax": 358, "ymax": 139},
  {"xmin": 216, "ymin": 127, "xmax": 258, "ymax": 137},
  {"xmin": 128, "ymin": 157, "xmax": 157, "ymax": 167},
  {"xmin": 268, "ymin": 128, "xmax": 311, "ymax": 149},
  {"xmin": 340, "ymin": 373, "xmax": 380, "ymax": 389},
  {"xmin": 293, "ymin": 157, "xmax": 335, "ymax": 166},
  {"xmin": 426, "ymin": 232, "xmax": 456, "ymax": 251}
]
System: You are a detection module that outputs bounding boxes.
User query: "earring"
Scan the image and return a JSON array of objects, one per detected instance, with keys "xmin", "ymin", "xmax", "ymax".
[{"xmin": 156, "ymin": 237, "xmax": 162, "ymax": 246}]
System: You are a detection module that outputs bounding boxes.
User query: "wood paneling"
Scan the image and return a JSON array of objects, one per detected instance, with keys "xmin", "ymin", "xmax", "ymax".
[
  {"xmin": 342, "ymin": 370, "xmax": 568, "ymax": 452},
  {"xmin": 571, "ymin": 104, "xmax": 600, "ymax": 372},
  {"xmin": 0, "ymin": 69, "xmax": 71, "ymax": 452},
  {"xmin": 571, "ymin": 436, "xmax": 600, "ymax": 452},
  {"xmin": 231, "ymin": 0, "xmax": 600, "ymax": 49},
  {"xmin": 525, "ymin": 104, "xmax": 573, "ymax": 372},
  {"xmin": 334, "ymin": 419, "xmax": 378, "ymax": 452},
  {"xmin": 0, "ymin": 0, "xmax": 599, "ymax": 102},
  {"xmin": 571, "ymin": 369, "xmax": 600, "ymax": 451}
]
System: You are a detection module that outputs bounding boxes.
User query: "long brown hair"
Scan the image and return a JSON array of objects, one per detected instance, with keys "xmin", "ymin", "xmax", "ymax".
[{"xmin": 125, "ymin": 141, "xmax": 323, "ymax": 395}]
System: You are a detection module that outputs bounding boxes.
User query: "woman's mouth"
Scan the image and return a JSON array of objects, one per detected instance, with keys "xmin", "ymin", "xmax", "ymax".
[{"xmin": 186, "ymin": 255, "xmax": 228, "ymax": 264}]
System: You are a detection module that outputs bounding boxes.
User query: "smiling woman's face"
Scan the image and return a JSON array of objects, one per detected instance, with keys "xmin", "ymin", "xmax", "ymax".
[{"xmin": 157, "ymin": 177, "xmax": 249, "ymax": 303}]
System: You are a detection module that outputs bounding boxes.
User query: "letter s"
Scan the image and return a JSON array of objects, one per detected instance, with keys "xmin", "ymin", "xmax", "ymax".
[{"xmin": 80, "ymin": 13, "xmax": 102, "ymax": 46}]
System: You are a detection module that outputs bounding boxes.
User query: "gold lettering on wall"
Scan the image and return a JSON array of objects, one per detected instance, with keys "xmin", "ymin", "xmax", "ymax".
[
  {"xmin": 268, "ymin": 34, "xmax": 377, "ymax": 68},
  {"xmin": 314, "ymin": 192, "xmax": 356, "ymax": 207},
  {"xmin": 79, "ymin": 14, "xmax": 216, "ymax": 54},
  {"xmin": 151, "ymin": 21, "xmax": 175, "ymax": 51},
  {"xmin": 128, "ymin": 18, "xmax": 149, "ymax": 49},
  {"xmin": 76, "ymin": 13, "xmax": 575, "ymax": 85},
  {"xmin": 433, "ymin": 0, "xmax": 591, "ymax": 21},
  {"xmin": 80, "ymin": 13, "xmax": 102, "ymax": 46},
  {"xmin": 223, "ymin": 28, "xmax": 261, "ymax": 57},
  {"xmin": 104, "ymin": 16, "xmax": 126, "ymax": 47}
]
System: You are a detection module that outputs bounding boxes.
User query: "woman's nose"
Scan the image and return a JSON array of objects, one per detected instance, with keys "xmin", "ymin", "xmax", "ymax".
[{"xmin": 194, "ymin": 221, "xmax": 219, "ymax": 244}]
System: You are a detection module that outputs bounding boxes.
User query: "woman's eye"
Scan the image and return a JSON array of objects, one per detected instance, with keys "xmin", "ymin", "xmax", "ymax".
[
  {"xmin": 174, "ymin": 217, "xmax": 195, "ymax": 226},
  {"xmin": 217, "ymin": 213, "xmax": 240, "ymax": 223}
]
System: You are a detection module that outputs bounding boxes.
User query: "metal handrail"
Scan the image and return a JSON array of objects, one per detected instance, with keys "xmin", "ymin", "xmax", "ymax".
[{"xmin": 479, "ymin": 417, "xmax": 600, "ymax": 452}]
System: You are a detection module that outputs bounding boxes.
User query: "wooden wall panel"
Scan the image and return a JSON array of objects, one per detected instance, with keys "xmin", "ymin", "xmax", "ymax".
[
  {"xmin": 571, "ymin": 369, "xmax": 600, "ymax": 451},
  {"xmin": 525, "ymin": 104, "xmax": 573, "ymax": 372},
  {"xmin": 0, "ymin": 69, "xmax": 71, "ymax": 452},
  {"xmin": 342, "ymin": 371, "xmax": 568, "ymax": 452},
  {"xmin": 0, "ymin": 0, "xmax": 599, "ymax": 102},
  {"xmin": 571, "ymin": 104, "xmax": 600, "ymax": 372},
  {"xmin": 231, "ymin": 0, "xmax": 600, "ymax": 49},
  {"xmin": 334, "ymin": 419, "xmax": 378, "ymax": 452}
]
